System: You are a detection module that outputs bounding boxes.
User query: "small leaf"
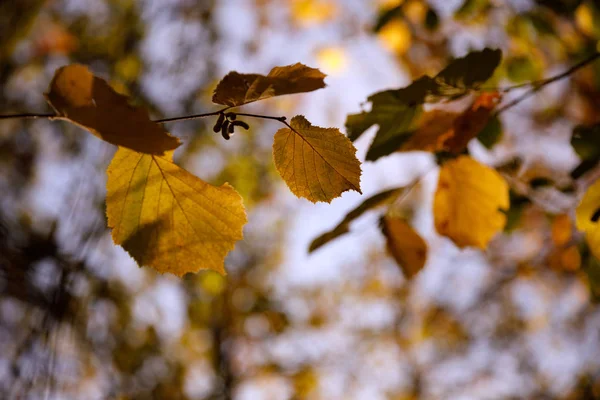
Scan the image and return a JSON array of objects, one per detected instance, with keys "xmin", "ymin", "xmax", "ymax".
[
  {"xmin": 380, "ymin": 216, "xmax": 427, "ymax": 279},
  {"xmin": 576, "ymin": 179, "xmax": 600, "ymax": 260},
  {"xmin": 106, "ymin": 147, "xmax": 247, "ymax": 276},
  {"xmin": 46, "ymin": 64, "xmax": 180, "ymax": 155},
  {"xmin": 273, "ymin": 115, "xmax": 362, "ymax": 203},
  {"xmin": 309, "ymin": 187, "xmax": 403, "ymax": 252},
  {"xmin": 433, "ymin": 48, "xmax": 502, "ymax": 99},
  {"xmin": 400, "ymin": 110, "xmax": 458, "ymax": 152},
  {"xmin": 477, "ymin": 115, "xmax": 503, "ymax": 149},
  {"xmin": 212, "ymin": 63, "xmax": 326, "ymax": 107},
  {"xmin": 434, "ymin": 155, "xmax": 509, "ymax": 248}
]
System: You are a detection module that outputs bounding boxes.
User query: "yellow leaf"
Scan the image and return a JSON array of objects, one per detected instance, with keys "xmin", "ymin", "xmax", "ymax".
[
  {"xmin": 316, "ymin": 46, "xmax": 347, "ymax": 75},
  {"xmin": 273, "ymin": 115, "xmax": 361, "ymax": 203},
  {"xmin": 106, "ymin": 147, "xmax": 246, "ymax": 276},
  {"xmin": 45, "ymin": 64, "xmax": 180, "ymax": 155},
  {"xmin": 212, "ymin": 63, "xmax": 326, "ymax": 107},
  {"xmin": 381, "ymin": 216, "xmax": 427, "ymax": 279},
  {"xmin": 434, "ymin": 156, "xmax": 509, "ymax": 248},
  {"xmin": 551, "ymin": 213, "xmax": 573, "ymax": 246},
  {"xmin": 378, "ymin": 19, "xmax": 411, "ymax": 54},
  {"xmin": 291, "ymin": 0, "xmax": 337, "ymax": 26},
  {"xmin": 576, "ymin": 179, "xmax": 600, "ymax": 260}
]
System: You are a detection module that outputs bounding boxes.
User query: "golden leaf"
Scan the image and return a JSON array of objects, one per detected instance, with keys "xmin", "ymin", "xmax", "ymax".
[
  {"xmin": 212, "ymin": 63, "xmax": 326, "ymax": 107},
  {"xmin": 434, "ymin": 156, "xmax": 509, "ymax": 248},
  {"xmin": 46, "ymin": 64, "xmax": 180, "ymax": 155},
  {"xmin": 576, "ymin": 179, "xmax": 600, "ymax": 260},
  {"xmin": 106, "ymin": 147, "xmax": 246, "ymax": 276},
  {"xmin": 272, "ymin": 115, "xmax": 361, "ymax": 203},
  {"xmin": 381, "ymin": 216, "xmax": 427, "ymax": 279}
]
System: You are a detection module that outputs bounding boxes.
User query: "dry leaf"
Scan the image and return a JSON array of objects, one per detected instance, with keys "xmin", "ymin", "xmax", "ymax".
[
  {"xmin": 106, "ymin": 147, "xmax": 246, "ymax": 276},
  {"xmin": 551, "ymin": 214, "xmax": 573, "ymax": 246},
  {"xmin": 212, "ymin": 63, "xmax": 326, "ymax": 107},
  {"xmin": 434, "ymin": 155, "xmax": 509, "ymax": 248},
  {"xmin": 381, "ymin": 216, "xmax": 427, "ymax": 279},
  {"xmin": 273, "ymin": 115, "xmax": 361, "ymax": 203},
  {"xmin": 576, "ymin": 179, "xmax": 600, "ymax": 260},
  {"xmin": 46, "ymin": 64, "xmax": 180, "ymax": 155},
  {"xmin": 401, "ymin": 110, "xmax": 458, "ymax": 152},
  {"xmin": 401, "ymin": 92, "xmax": 501, "ymax": 153}
]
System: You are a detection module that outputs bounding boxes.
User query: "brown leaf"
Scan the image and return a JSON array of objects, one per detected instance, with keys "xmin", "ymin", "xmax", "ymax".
[
  {"xmin": 212, "ymin": 63, "xmax": 326, "ymax": 107},
  {"xmin": 381, "ymin": 216, "xmax": 427, "ymax": 279},
  {"xmin": 46, "ymin": 64, "xmax": 180, "ymax": 155},
  {"xmin": 273, "ymin": 115, "xmax": 361, "ymax": 203}
]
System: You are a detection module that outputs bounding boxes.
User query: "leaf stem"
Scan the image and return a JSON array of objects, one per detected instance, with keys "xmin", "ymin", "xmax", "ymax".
[{"xmin": 494, "ymin": 51, "xmax": 600, "ymax": 115}]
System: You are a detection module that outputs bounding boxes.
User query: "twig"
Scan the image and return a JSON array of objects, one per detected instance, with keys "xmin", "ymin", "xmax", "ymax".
[
  {"xmin": 0, "ymin": 113, "xmax": 55, "ymax": 120},
  {"xmin": 494, "ymin": 51, "xmax": 600, "ymax": 115}
]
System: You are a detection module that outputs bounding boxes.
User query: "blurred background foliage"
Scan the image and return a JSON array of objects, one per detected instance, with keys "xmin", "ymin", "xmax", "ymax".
[{"xmin": 2, "ymin": 0, "xmax": 600, "ymax": 399}]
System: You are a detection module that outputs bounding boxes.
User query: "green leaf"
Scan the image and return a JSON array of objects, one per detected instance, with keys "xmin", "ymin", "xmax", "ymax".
[
  {"xmin": 506, "ymin": 56, "xmax": 539, "ymax": 82},
  {"xmin": 572, "ymin": 123, "xmax": 600, "ymax": 161},
  {"xmin": 309, "ymin": 187, "xmax": 403, "ymax": 252},
  {"xmin": 433, "ymin": 48, "xmax": 502, "ymax": 98},
  {"xmin": 477, "ymin": 115, "xmax": 503, "ymax": 149},
  {"xmin": 346, "ymin": 49, "xmax": 501, "ymax": 161}
]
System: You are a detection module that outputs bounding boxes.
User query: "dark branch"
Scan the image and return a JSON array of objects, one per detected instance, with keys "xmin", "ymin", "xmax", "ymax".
[{"xmin": 495, "ymin": 51, "xmax": 600, "ymax": 115}]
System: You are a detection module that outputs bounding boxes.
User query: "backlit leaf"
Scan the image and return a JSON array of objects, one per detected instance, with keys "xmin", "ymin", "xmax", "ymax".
[
  {"xmin": 400, "ymin": 92, "xmax": 501, "ymax": 153},
  {"xmin": 433, "ymin": 48, "xmax": 502, "ymax": 99},
  {"xmin": 576, "ymin": 179, "xmax": 600, "ymax": 260},
  {"xmin": 46, "ymin": 64, "xmax": 180, "ymax": 155},
  {"xmin": 309, "ymin": 187, "xmax": 403, "ymax": 252},
  {"xmin": 106, "ymin": 147, "xmax": 247, "ymax": 276},
  {"xmin": 212, "ymin": 63, "xmax": 326, "ymax": 107},
  {"xmin": 273, "ymin": 115, "xmax": 361, "ymax": 203},
  {"xmin": 434, "ymin": 155, "xmax": 509, "ymax": 248},
  {"xmin": 381, "ymin": 216, "xmax": 427, "ymax": 278},
  {"xmin": 346, "ymin": 49, "xmax": 501, "ymax": 161}
]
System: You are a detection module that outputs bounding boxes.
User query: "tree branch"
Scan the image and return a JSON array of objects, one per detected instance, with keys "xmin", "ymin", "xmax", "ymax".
[{"xmin": 494, "ymin": 51, "xmax": 600, "ymax": 115}]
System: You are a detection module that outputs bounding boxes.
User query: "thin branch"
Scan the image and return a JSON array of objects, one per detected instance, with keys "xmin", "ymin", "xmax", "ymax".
[
  {"xmin": 153, "ymin": 107, "xmax": 231, "ymax": 123},
  {"xmin": 494, "ymin": 51, "xmax": 600, "ymax": 115},
  {"xmin": 0, "ymin": 113, "xmax": 55, "ymax": 120},
  {"xmin": 233, "ymin": 112, "xmax": 286, "ymax": 123}
]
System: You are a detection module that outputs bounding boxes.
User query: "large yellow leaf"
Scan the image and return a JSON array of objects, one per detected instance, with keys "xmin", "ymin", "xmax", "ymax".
[
  {"xmin": 434, "ymin": 156, "xmax": 509, "ymax": 248},
  {"xmin": 106, "ymin": 147, "xmax": 246, "ymax": 276},
  {"xmin": 212, "ymin": 63, "xmax": 326, "ymax": 107},
  {"xmin": 272, "ymin": 115, "xmax": 361, "ymax": 203},
  {"xmin": 381, "ymin": 216, "xmax": 427, "ymax": 279},
  {"xmin": 576, "ymin": 179, "xmax": 600, "ymax": 260},
  {"xmin": 46, "ymin": 64, "xmax": 180, "ymax": 155}
]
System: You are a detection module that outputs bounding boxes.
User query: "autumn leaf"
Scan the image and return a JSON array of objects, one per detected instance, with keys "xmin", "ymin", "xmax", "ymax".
[
  {"xmin": 432, "ymin": 48, "xmax": 501, "ymax": 99},
  {"xmin": 400, "ymin": 92, "xmax": 501, "ymax": 153},
  {"xmin": 400, "ymin": 110, "xmax": 458, "ymax": 152},
  {"xmin": 346, "ymin": 49, "xmax": 501, "ymax": 161},
  {"xmin": 273, "ymin": 115, "xmax": 361, "ymax": 203},
  {"xmin": 443, "ymin": 91, "xmax": 501, "ymax": 153},
  {"xmin": 212, "ymin": 63, "xmax": 326, "ymax": 107},
  {"xmin": 434, "ymin": 155, "xmax": 509, "ymax": 248},
  {"xmin": 309, "ymin": 187, "xmax": 403, "ymax": 252},
  {"xmin": 576, "ymin": 179, "xmax": 600, "ymax": 260},
  {"xmin": 380, "ymin": 215, "xmax": 427, "ymax": 279},
  {"xmin": 106, "ymin": 147, "xmax": 247, "ymax": 276},
  {"xmin": 45, "ymin": 64, "xmax": 180, "ymax": 155}
]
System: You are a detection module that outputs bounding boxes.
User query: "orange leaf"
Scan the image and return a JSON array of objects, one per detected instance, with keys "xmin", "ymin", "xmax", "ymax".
[
  {"xmin": 46, "ymin": 64, "xmax": 180, "ymax": 155},
  {"xmin": 381, "ymin": 216, "xmax": 427, "ymax": 279}
]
